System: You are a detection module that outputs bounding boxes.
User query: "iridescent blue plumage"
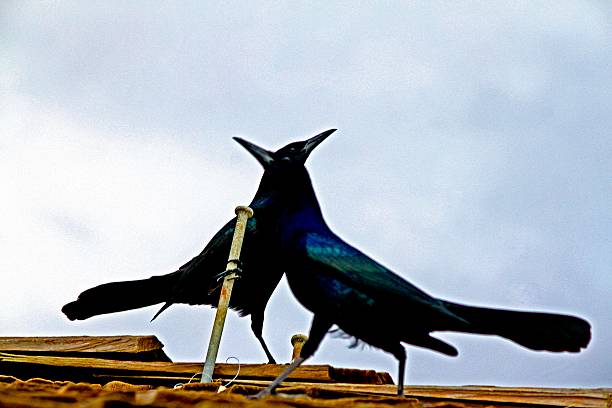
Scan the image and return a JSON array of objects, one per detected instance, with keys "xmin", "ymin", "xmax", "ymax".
[{"xmin": 236, "ymin": 130, "xmax": 591, "ymax": 398}]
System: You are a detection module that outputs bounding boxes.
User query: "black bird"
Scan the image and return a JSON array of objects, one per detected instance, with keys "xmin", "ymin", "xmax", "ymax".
[
  {"xmin": 233, "ymin": 136, "xmax": 592, "ymax": 397},
  {"xmin": 61, "ymin": 129, "xmax": 337, "ymax": 363}
]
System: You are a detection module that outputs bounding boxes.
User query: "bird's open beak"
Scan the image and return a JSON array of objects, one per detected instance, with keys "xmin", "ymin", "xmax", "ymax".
[
  {"xmin": 302, "ymin": 129, "xmax": 337, "ymax": 158},
  {"xmin": 233, "ymin": 137, "xmax": 274, "ymax": 168}
]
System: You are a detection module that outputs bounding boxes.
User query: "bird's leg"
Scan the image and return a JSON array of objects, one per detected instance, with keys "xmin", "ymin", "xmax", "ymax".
[
  {"xmin": 398, "ymin": 352, "xmax": 406, "ymax": 396},
  {"xmin": 391, "ymin": 344, "xmax": 407, "ymax": 396},
  {"xmin": 250, "ymin": 315, "xmax": 332, "ymax": 399},
  {"xmin": 251, "ymin": 314, "xmax": 276, "ymax": 364},
  {"xmin": 255, "ymin": 333, "xmax": 276, "ymax": 364},
  {"xmin": 248, "ymin": 356, "xmax": 306, "ymax": 399}
]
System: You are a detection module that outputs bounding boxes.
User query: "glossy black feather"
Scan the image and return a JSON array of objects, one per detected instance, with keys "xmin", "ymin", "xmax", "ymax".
[
  {"xmin": 61, "ymin": 130, "xmax": 336, "ymax": 363},
  {"xmin": 237, "ymin": 134, "xmax": 591, "ymax": 397}
]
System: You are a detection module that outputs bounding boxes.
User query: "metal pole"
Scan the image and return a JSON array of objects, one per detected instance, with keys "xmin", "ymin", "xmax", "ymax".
[
  {"xmin": 290, "ymin": 334, "xmax": 308, "ymax": 362},
  {"xmin": 201, "ymin": 205, "xmax": 254, "ymax": 383}
]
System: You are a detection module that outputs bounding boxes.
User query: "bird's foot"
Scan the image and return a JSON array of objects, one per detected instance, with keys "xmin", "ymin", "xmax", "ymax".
[{"xmin": 212, "ymin": 265, "xmax": 243, "ymax": 282}]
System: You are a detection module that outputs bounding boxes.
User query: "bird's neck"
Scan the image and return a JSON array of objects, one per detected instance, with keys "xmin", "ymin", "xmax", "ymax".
[
  {"xmin": 281, "ymin": 173, "xmax": 329, "ymax": 234},
  {"xmin": 249, "ymin": 176, "xmax": 287, "ymax": 215}
]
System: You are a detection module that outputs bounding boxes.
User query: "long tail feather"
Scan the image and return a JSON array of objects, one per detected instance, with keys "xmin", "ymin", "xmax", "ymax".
[
  {"xmin": 62, "ymin": 271, "xmax": 182, "ymax": 320},
  {"xmin": 441, "ymin": 300, "xmax": 591, "ymax": 352}
]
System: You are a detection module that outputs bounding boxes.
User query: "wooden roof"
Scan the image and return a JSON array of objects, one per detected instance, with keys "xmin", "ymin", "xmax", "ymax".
[{"xmin": 1, "ymin": 336, "xmax": 609, "ymax": 407}]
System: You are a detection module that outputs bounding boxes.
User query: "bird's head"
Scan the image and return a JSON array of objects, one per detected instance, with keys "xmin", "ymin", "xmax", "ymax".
[{"xmin": 233, "ymin": 128, "xmax": 336, "ymax": 170}]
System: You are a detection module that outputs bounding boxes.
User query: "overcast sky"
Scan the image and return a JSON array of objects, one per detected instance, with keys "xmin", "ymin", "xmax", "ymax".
[{"xmin": 1, "ymin": 1, "xmax": 610, "ymax": 387}]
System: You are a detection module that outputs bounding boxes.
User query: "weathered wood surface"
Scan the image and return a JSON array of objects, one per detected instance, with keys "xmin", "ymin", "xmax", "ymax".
[
  {"xmin": 0, "ymin": 374, "xmax": 608, "ymax": 408},
  {"xmin": 1, "ymin": 337, "xmax": 606, "ymax": 407},
  {"xmin": 0, "ymin": 352, "xmax": 392, "ymax": 385},
  {"xmin": 0, "ymin": 336, "xmax": 171, "ymax": 361},
  {"xmin": 231, "ymin": 379, "xmax": 612, "ymax": 408},
  {"xmin": 0, "ymin": 336, "xmax": 163, "ymax": 354},
  {"xmin": 0, "ymin": 377, "xmax": 414, "ymax": 408}
]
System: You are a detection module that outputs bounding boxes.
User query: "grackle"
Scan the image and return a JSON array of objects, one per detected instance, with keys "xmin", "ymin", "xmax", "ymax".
[
  {"xmin": 233, "ymin": 135, "xmax": 592, "ymax": 397},
  {"xmin": 61, "ymin": 129, "xmax": 336, "ymax": 363}
]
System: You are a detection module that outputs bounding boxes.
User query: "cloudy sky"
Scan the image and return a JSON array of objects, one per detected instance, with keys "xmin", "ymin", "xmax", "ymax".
[{"xmin": 1, "ymin": 2, "xmax": 610, "ymax": 387}]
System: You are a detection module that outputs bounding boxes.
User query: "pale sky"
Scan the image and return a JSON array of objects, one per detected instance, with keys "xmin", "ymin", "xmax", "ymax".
[{"xmin": 1, "ymin": 1, "xmax": 610, "ymax": 387}]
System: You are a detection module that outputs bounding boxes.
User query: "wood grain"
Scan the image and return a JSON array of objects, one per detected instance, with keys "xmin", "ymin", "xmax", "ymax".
[
  {"xmin": 0, "ymin": 336, "xmax": 171, "ymax": 362},
  {"xmin": 232, "ymin": 380, "xmax": 612, "ymax": 408},
  {"xmin": 0, "ymin": 353, "xmax": 391, "ymax": 384},
  {"xmin": 0, "ymin": 336, "xmax": 164, "ymax": 354}
]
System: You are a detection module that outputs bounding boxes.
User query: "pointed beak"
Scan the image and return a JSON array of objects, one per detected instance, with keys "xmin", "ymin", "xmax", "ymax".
[
  {"xmin": 233, "ymin": 137, "xmax": 274, "ymax": 168},
  {"xmin": 302, "ymin": 128, "xmax": 337, "ymax": 159}
]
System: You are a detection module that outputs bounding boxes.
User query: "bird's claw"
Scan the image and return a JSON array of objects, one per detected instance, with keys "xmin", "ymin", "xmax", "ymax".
[{"xmin": 213, "ymin": 266, "xmax": 242, "ymax": 282}]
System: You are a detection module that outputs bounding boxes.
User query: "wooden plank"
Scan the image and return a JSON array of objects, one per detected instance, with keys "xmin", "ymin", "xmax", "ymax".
[
  {"xmin": 401, "ymin": 385, "xmax": 610, "ymax": 408},
  {"xmin": 0, "ymin": 352, "xmax": 392, "ymax": 384},
  {"xmin": 0, "ymin": 336, "xmax": 171, "ymax": 362},
  {"xmin": 0, "ymin": 373, "xmax": 608, "ymax": 408},
  {"xmin": 0, "ymin": 336, "xmax": 163, "ymax": 354},
  {"xmin": 0, "ymin": 352, "xmax": 331, "ymax": 380},
  {"xmin": 0, "ymin": 380, "xmax": 412, "ymax": 408},
  {"xmin": 0, "ymin": 352, "xmax": 200, "ymax": 375},
  {"xmin": 0, "ymin": 337, "xmax": 394, "ymax": 383},
  {"xmin": 0, "ymin": 353, "xmax": 387, "ymax": 384},
  {"xmin": 2, "ymin": 352, "xmax": 608, "ymax": 407},
  {"xmin": 229, "ymin": 380, "xmax": 612, "ymax": 408}
]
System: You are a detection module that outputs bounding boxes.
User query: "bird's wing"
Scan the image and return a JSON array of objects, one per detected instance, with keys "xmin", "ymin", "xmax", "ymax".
[
  {"xmin": 178, "ymin": 219, "xmax": 235, "ymax": 270},
  {"xmin": 177, "ymin": 192, "xmax": 278, "ymax": 271},
  {"xmin": 303, "ymin": 232, "xmax": 460, "ymax": 319}
]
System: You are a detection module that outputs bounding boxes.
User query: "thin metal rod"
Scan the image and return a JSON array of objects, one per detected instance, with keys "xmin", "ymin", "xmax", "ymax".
[{"xmin": 201, "ymin": 205, "xmax": 254, "ymax": 383}]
